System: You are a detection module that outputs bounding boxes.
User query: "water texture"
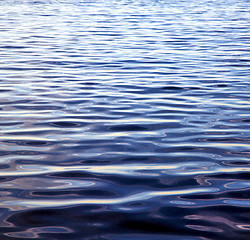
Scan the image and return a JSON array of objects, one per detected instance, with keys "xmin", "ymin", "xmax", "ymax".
[{"xmin": 0, "ymin": 0, "xmax": 250, "ymax": 239}]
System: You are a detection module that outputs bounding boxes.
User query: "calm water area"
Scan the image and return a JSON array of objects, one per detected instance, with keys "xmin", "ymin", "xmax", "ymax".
[{"xmin": 0, "ymin": 0, "xmax": 250, "ymax": 239}]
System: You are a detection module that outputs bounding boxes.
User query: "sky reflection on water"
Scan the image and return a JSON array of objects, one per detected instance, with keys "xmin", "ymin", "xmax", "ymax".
[{"xmin": 0, "ymin": 0, "xmax": 250, "ymax": 239}]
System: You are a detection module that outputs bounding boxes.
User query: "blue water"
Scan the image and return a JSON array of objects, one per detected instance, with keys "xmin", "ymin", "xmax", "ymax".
[{"xmin": 0, "ymin": 0, "xmax": 250, "ymax": 239}]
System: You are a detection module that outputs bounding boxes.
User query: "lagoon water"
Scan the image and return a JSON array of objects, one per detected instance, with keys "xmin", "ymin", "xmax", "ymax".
[{"xmin": 0, "ymin": 0, "xmax": 250, "ymax": 239}]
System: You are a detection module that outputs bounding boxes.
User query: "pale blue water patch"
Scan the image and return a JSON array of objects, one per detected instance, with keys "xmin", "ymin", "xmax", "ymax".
[{"xmin": 0, "ymin": 0, "xmax": 250, "ymax": 239}]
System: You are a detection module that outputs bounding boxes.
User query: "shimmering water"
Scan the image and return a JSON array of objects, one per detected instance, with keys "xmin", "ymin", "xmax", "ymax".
[{"xmin": 0, "ymin": 0, "xmax": 250, "ymax": 239}]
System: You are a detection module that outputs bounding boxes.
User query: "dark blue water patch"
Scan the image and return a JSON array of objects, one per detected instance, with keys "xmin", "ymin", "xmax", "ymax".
[
  {"xmin": 0, "ymin": 122, "xmax": 23, "ymax": 127},
  {"xmin": 120, "ymin": 86, "xmax": 203, "ymax": 94},
  {"xmin": 2, "ymin": 140, "xmax": 54, "ymax": 147},
  {"xmin": 33, "ymin": 189, "xmax": 118, "ymax": 198},
  {"xmin": 39, "ymin": 75, "xmax": 68, "ymax": 79},
  {"xmin": 0, "ymin": 89, "xmax": 11, "ymax": 93},
  {"xmin": 0, "ymin": 45, "xmax": 27, "ymax": 49},
  {"xmin": 60, "ymin": 99, "xmax": 90, "ymax": 105},
  {"xmin": 198, "ymin": 137, "xmax": 250, "ymax": 143},
  {"xmin": 162, "ymin": 86, "xmax": 200, "ymax": 91},
  {"xmin": 206, "ymin": 84, "xmax": 230, "ymax": 88},
  {"xmin": 205, "ymin": 172, "xmax": 250, "ymax": 181},
  {"xmin": 50, "ymin": 171, "xmax": 100, "ymax": 179},
  {"xmin": 107, "ymin": 122, "xmax": 189, "ymax": 132},
  {"xmin": 4, "ymin": 130, "xmax": 59, "ymax": 136},
  {"xmin": 14, "ymin": 105, "xmax": 63, "ymax": 110},
  {"xmin": 0, "ymin": 164, "xmax": 9, "ymax": 170},
  {"xmin": 107, "ymin": 124, "xmax": 147, "ymax": 132},
  {"xmin": 225, "ymin": 161, "xmax": 250, "ymax": 166},
  {"xmin": 0, "ymin": 99, "xmax": 33, "ymax": 105},
  {"xmin": 49, "ymin": 121, "xmax": 87, "ymax": 128},
  {"xmin": 183, "ymin": 190, "xmax": 250, "ymax": 201}
]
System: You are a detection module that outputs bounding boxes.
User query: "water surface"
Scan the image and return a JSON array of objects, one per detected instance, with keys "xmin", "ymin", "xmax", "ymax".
[{"xmin": 0, "ymin": 0, "xmax": 250, "ymax": 239}]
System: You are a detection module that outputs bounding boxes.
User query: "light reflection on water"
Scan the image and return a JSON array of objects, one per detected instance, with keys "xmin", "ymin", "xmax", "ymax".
[
  {"xmin": 1, "ymin": 161, "xmax": 250, "ymax": 176},
  {"xmin": 0, "ymin": 0, "xmax": 250, "ymax": 239}
]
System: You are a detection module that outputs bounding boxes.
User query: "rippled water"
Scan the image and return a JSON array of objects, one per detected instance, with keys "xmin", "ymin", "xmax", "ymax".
[{"xmin": 0, "ymin": 0, "xmax": 250, "ymax": 239}]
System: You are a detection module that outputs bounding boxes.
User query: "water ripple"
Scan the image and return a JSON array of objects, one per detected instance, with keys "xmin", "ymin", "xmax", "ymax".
[{"xmin": 0, "ymin": 0, "xmax": 250, "ymax": 239}]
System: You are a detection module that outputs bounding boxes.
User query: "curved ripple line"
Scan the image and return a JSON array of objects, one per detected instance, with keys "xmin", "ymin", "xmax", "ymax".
[
  {"xmin": 1, "ymin": 187, "xmax": 218, "ymax": 211},
  {"xmin": 0, "ymin": 162, "xmax": 249, "ymax": 177}
]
